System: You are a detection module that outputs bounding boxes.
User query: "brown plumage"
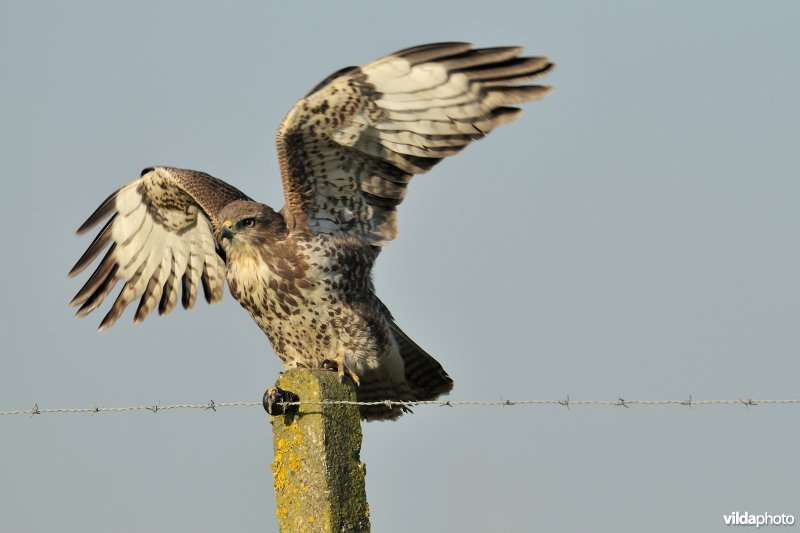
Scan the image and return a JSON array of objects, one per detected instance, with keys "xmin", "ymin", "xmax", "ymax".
[{"xmin": 69, "ymin": 42, "xmax": 554, "ymax": 420}]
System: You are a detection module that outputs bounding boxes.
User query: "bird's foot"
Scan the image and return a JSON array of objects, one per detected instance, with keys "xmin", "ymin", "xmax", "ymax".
[
  {"xmin": 321, "ymin": 357, "xmax": 361, "ymax": 387},
  {"xmin": 263, "ymin": 386, "xmax": 299, "ymax": 416}
]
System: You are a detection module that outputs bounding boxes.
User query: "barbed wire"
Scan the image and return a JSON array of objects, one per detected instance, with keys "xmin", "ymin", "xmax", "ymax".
[
  {"xmin": 2, "ymin": 397, "xmax": 800, "ymax": 418},
  {"xmin": 0, "ymin": 401, "xmax": 259, "ymax": 417}
]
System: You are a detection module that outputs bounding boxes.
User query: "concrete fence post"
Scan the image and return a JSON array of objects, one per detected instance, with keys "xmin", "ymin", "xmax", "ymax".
[{"xmin": 268, "ymin": 369, "xmax": 370, "ymax": 532}]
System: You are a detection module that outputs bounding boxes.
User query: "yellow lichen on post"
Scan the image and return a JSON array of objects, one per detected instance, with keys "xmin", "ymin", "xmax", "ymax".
[{"xmin": 270, "ymin": 369, "xmax": 370, "ymax": 533}]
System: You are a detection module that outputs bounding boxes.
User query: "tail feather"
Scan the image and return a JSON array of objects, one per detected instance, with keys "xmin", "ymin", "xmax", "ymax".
[
  {"xmin": 354, "ymin": 320, "xmax": 453, "ymax": 421},
  {"xmin": 388, "ymin": 320, "xmax": 453, "ymax": 400}
]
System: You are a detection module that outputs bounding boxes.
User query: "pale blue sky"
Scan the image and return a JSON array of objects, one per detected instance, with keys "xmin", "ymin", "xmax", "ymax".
[{"xmin": 1, "ymin": 2, "xmax": 798, "ymax": 532}]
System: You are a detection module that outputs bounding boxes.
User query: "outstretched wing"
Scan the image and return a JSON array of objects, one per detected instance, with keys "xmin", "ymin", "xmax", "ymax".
[
  {"xmin": 68, "ymin": 166, "xmax": 252, "ymax": 330},
  {"xmin": 277, "ymin": 42, "xmax": 554, "ymax": 246}
]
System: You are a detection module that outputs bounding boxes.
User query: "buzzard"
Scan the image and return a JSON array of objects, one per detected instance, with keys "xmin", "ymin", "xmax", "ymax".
[{"xmin": 69, "ymin": 43, "xmax": 554, "ymax": 420}]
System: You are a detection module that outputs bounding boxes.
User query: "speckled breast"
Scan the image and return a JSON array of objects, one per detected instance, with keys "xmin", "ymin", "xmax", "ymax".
[{"xmin": 225, "ymin": 233, "xmax": 378, "ymax": 368}]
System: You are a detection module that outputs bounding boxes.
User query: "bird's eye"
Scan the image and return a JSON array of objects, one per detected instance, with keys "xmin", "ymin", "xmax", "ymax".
[{"xmin": 240, "ymin": 218, "xmax": 256, "ymax": 228}]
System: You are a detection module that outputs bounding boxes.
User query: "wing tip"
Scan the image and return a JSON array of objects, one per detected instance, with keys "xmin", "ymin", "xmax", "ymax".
[
  {"xmin": 393, "ymin": 41, "xmax": 473, "ymax": 56},
  {"xmin": 531, "ymin": 84, "xmax": 555, "ymax": 98},
  {"xmin": 98, "ymin": 310, "xmax": 120, "ymax": 332},
  {"xmin": 76, "ymin": 219, "xmax": 103, "ymax": 236},
  {"xmin": 76, "ymin": 190, "xmax": 119, "ymax": 235}
]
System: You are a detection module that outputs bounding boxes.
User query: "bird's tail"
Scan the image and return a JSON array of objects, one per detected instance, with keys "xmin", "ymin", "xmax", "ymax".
[
  {"xmin": 388, "ymin": 319, "xmax": 453, "ymax": 400},
  {"xmin": 355, "ymin": 320, "xmax": 453, "ymax": 421}
]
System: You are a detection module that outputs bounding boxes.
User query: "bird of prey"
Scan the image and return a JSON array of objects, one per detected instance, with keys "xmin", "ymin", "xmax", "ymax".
[{"xmin": 69, "ymin": 42, "xmax": 554, "ymax": 420}]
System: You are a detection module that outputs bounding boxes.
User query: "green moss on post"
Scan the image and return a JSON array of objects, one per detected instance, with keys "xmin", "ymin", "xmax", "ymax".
[{"xmin": 271, "ymin": 369, "xmax": 370, "ymax": 533}]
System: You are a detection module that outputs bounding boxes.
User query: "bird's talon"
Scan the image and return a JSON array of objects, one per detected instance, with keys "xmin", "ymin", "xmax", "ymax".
[
  {"xmin": 343, "ymin": 366, "xmax": 361, "ymax": 387},
  {"xmin": 321, "ymin": 358, "xmax": 360, "ymax": 387}
]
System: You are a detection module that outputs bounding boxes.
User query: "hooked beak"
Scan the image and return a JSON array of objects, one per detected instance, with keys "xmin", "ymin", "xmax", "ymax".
[{"xmin": 220, "ymin": 220, "xmax": 234, "ymax": 240}]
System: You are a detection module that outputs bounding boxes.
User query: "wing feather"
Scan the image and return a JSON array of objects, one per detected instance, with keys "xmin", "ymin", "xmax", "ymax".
[
  {"xmin": 180, "ymin": 235, "xmax": 205, "ymax": 310},
  {"xmin": 437, "ymin": 46, "xmax": 523, "ymax": 70},
  {"xmin": 99, "ymin": 255, "xmax": 151, "ymax": 331},
  {"xmin": 277, "ymin": 43, "xmax": 553, "ymax": 245},
  {"xmin": 70, "ymin": 166, "xmax": 251, "ymax": 330},
  {"xmin": 135, "ymin": 256, "xmax": 167, "ymax": 323},
  {"xmin": 158, "ymin": 250, "xmax": 180, "ymax": 316},
  {"xmin": 76, "ymin": 190, "xmax": 118, "ymax": 235},
  {"xmin": 200, "ymin": 224, "xmax": 225, "ymax": 304},
  {"xmin": 73, "ymin": 251, "xmax": 120, "ymax": 316},
  {"xmin": 391, "ymin": 42, "xmax": 473, "ymax": 65},
  {"xmin": 69, "ymin": 214, "xmax": 117, "ymax": 277}
]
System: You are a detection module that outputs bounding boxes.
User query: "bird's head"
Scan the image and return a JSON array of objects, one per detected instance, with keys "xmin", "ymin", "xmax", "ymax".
[{"xmin": 217, "ymin": 200, "xmax": 287, "ymax": 255}]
